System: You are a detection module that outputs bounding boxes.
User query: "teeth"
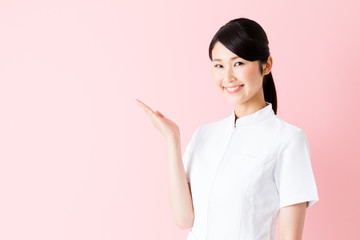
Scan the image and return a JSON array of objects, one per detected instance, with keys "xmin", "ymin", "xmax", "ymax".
[{"xmin": 227, "ymin": 86, "xmax": 241, "ymax": 91}]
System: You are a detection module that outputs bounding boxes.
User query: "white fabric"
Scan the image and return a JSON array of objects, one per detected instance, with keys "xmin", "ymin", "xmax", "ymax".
[{"xmin": 182, "ymin": 102, "xmax": 319, "ymax": 240}]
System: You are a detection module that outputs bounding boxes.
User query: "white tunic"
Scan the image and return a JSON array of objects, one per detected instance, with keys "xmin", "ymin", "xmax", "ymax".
[{"xmin": 182, "ymin": 102, "xmax": 319, "ymax": 240}]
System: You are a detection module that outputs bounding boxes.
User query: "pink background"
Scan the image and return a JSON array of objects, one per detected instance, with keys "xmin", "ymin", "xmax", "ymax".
[{"xmin": 0, "ymin": 0, "xmax": 359, "ymax": 239}]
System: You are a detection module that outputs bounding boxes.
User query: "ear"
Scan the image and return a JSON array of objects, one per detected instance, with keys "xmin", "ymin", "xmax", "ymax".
[{"xmin": 263, "ymin": 55, "xmax": 273, "ymax": 75}]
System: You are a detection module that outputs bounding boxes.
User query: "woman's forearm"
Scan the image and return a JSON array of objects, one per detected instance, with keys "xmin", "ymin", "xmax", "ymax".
[{"xmin": 167, "ymin": 136, "xmax": 194, "ymax": 229}]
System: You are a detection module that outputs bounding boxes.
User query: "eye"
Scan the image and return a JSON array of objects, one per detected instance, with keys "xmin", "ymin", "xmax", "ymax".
[{"xmin": 214, "ymin": 62, "xmax": 243, "ymax": 68}]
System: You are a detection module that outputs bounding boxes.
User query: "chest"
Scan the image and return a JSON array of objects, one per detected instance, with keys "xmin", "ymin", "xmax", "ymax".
[{"xmin": 189, "ymin": 126, "xmax": 281, "ymax": 206}]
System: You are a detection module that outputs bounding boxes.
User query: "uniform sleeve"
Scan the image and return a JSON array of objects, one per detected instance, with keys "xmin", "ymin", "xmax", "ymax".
[
  {"xmin": 182, "ymin": 126, "xmax": 201, "ymax": 183},
  {"xmin": 274, "ymin": 129, "xmax": 319, "ymax": 209}
]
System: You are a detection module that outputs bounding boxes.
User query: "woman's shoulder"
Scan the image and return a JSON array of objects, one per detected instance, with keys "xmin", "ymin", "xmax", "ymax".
[{"xmin": 271, "ymin": 114, "xmax": 309, "ymax": 143}]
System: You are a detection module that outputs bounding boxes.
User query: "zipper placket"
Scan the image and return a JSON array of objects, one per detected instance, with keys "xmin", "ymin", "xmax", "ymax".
[{"xmin": 204, "ymin": 122, "xmax": 238, "ymax": 240}]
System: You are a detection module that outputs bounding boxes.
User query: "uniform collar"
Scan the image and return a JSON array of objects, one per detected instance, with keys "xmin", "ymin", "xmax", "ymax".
[{"xmin": 230, "ymin": 101, "xmax": 274, "ymax": 127}]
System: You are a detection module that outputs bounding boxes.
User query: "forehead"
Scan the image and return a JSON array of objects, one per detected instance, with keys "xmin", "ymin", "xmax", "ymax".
[{"xmin": 212, "ymin": 41, "xmax": 245, "ymax": 61}]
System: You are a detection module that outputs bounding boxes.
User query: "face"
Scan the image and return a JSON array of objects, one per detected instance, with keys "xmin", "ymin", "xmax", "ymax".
[{"xmin": 211, "ymin": 41, "xmax": 272, "ymax": 106}]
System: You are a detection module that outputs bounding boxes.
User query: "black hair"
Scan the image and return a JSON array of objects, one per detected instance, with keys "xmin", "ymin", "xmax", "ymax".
[{"xmin": 208, "ymin": 17, "xmax": 277, "ymax": 114}]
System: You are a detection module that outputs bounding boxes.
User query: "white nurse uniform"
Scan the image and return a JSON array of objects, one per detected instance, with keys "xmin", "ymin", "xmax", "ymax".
[{"xmin": 182, "ymin": 102, "xmax": 319, "ymax": 240}]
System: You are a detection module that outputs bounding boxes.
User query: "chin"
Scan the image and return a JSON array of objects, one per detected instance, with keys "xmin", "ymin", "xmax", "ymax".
[{"xmin": 224, "ymin": 96, "xmax": 244, "ymax": 105}]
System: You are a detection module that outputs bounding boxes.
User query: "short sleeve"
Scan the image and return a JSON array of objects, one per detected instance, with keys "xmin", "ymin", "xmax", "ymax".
[
  {"xmin": 274, "ymin": 129, "xmax": 319, "ymax": 209},
  {"xmin": 182, "ymin": 126, "xmax": 201, "ymax": 183}
]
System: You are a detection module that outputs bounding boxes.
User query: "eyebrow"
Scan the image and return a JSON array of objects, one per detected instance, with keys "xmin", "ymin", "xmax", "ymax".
[{"xmin": 212, "ymin": 56, "xmax": 241, "ymax": 62}]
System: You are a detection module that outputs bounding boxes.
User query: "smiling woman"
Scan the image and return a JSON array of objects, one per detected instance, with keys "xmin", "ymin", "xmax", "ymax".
[
  {"xmin": 136, "ymin": 17, "xmax": 319, "ymax": 240},
  {"xmin": 180, "ymin": 17, "xmax": 319, "ymax": 240}
]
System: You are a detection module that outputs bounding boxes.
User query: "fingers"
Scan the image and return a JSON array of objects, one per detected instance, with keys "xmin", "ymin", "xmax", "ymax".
[
  {"xmin": 135, "ymin": 98, "xmax": 161, "ymax": 119},
  {"xmin": 156, "ymin": 110, "xmax": 164, "ymax": 118},
  {"xmin": 136, "ymin": 98, "xmax": 154, "ymax": 113}
]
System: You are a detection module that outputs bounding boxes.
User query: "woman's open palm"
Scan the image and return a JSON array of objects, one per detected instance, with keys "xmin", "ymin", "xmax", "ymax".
[{"xmin": 135, "ymin": 98, "xmax": 180, "ymax": 140}]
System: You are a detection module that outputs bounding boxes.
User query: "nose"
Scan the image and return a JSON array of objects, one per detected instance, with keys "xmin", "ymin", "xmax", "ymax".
[{"xmin": 223, "ymin": 67, "xmax": 236, "ymax": 84}]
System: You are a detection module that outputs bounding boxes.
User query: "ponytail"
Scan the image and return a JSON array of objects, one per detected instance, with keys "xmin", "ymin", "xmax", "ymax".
[{"xmin": 263, "ymin": 72, "xmax": 277, "ymax": 114}]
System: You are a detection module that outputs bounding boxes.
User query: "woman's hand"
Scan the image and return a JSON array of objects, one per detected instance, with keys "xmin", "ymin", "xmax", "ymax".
[{"xmin": 135, "ymin": 98, "xmax": 180, "ymax": 141}]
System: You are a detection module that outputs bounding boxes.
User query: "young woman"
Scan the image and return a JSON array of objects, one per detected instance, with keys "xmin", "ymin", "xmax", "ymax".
[{"xmin": 136, "ymin": 17, "xmax": 319, "ymax": 240}]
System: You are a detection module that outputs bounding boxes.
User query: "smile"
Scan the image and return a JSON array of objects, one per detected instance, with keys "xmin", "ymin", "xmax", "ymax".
[{"xmin": 224, "ymin": 84, "xmax": 244, "ymax": 93}]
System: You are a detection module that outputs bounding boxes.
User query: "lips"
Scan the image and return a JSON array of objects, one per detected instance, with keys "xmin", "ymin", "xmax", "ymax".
[
  {"xmin": 225, "ymin": 84, "xmax": 244, "ymax": 88},
  {"xmin": 224, "ymin": 84, "xmax": 244, "ymax": 93}
]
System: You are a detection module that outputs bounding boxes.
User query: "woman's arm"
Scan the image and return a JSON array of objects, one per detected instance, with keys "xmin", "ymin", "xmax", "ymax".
[
  {"xmin": 167, "ymin": 136, "xmax": 194, "ymax": 229},
  {"xmin": 135, "ymin": 98, "xmax": 194, "ymax": 230},
  {"xmin": 278, "ymin": 202, "xmax": 307, "ymax": 240}
]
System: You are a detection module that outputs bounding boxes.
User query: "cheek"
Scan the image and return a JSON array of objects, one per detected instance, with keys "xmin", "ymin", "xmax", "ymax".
[
  {"xmin": 212, "ymin": 71, "xmax": 222, "ymax": 85},
  {"xmin": 243, "ymin": 67, "xmax": 256, "ymax": 79},
  {"xmin": 242, "ymin": 66, "xmax": 261, "ymax": 84},
  {"xmin": 214, "ymin": 78, "xmax": 221, "ymax": 87}
]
